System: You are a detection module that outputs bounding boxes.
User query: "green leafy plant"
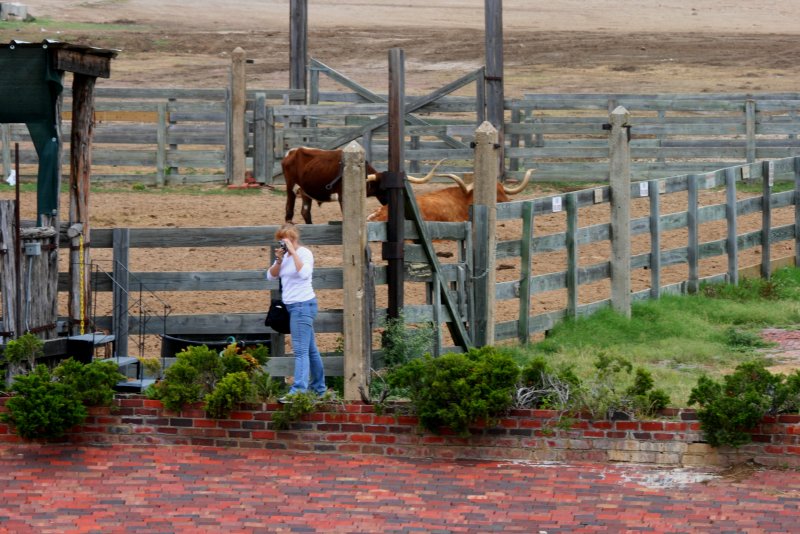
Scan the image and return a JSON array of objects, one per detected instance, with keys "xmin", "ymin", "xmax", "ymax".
[
  {"xmin": 148, "ymin": 343, "xmax": 271, "ymax": 413},
  {"xmin": 205, "ymin": 372, "xmax": 252, "ymax": 419},
  {"xmin": 2, "ymin": 358, "xmax": 123, "ymax": 440},
  {"xmin": 2, "ymin": 333, "xmax": 44, "ymax": 388},
  {"xmin": 271, "ymin": 391, "xmax": 319, "ymax": 430},
  {"xmin": 688, "ymin": 361, "xmax": 800, "ymax": 447},
  {"xmin": 54, "ymin": 358, "xmax": 125, "ymax": 407},
  {"xmin": 388, "ymin": 346, "xmax": 519, "ymax": 437},
  {"xmin": 1, "ymin": 365, "xmax": 87, "ymax": 440},
  {"xmin": 625, "ymin": 368, "xmax": 670, "ymax": 417}
]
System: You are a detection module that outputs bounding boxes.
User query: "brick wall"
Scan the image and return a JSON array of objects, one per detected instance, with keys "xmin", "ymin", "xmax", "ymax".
[{"xmin": 2, "ymin": 394, "xmax": 800, "ymax": 467}]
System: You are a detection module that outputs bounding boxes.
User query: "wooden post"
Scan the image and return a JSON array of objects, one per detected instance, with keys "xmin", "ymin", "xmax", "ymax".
[
  {"xmin": 0, "ymin": 201, "xmax": 18, "ymax": 343},
  {"xmin": 484, "ymin": 0, "xmax": 505, "ymax": 179},
  {"xmin": 648, "ymin": 179, "xmax": 662, "ymax": 298},
  {"xmin": 253, "ymin": 93, "xmax": 267, "ymax": 183},
  {"xmin": 69, "ymin": 73, "xmax": 96, "ymax": 335},
  {"xmin": 230, "ymin": 47, "xmax": 246, "ymax": 185},
  {"xmin": 745, "ymin": 99, "xmax": 756, "ymax": 163},
  {"xmin": 342, "ymin": 141, "xmax": 367, "ymax": 401},
  {"xmin": 386, "ymin": 48, "xmax": 405, "ymax": 320},
  {"xmin": 156, "ymin": 102, "xmax": 166, "ymax": 187},
  {"xmin": 289, "ymin": 0, "xmax": 308, "ymax": 106},
  {"xmin": 1, "ymin": 124, "xmax": 9, "ymax": 181},
  {"xmin": 725, "ymin": 167, "xmax": 739, "ymax": 285},
  {"xmin": 472, "ymin": 121, "xmax": 499, "ymax": 346},
  {"xmin": 518, "ymin": 201, "xmax": 533, "ymax": 343},
  {"xmin": 687, "ymin": 175, "xmax": 699, "ymax": 293},
  {"xmin": 795, "ymin": 157, "xmax": 800, "ymax": 269},
  {"xmin": 608, "ymin": 106, "xmax": 631, "ymax": 317},
  {"xmin": 112, "ymin": 228, "xmax": 130, "ymax": 358},
  {"xmin": 762, "ymin": 160, "xmax": 773, "ymax": 279},
  {"xmin": 565, "ymin": 192, "xmax": 578, "ymax": 317}
]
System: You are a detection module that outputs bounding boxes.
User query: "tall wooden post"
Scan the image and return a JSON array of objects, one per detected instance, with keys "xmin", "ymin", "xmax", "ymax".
[
  {"xmin": 69, "ymin": 73, "xmax": 96, "ymax": 335},
  {"xmin": 472, "ymin": 121, "xmax": 499, "ymax": 346},
  {"xmin": 608, "ymin": 106, "xmax": 631, "ymax": 317},
  {"xmin": 342, "ymin": 141, "xmax": 367, "ymax": 401},
  {"xmin": 485, "ymin": 0, "xmax": 505, "ymax": 179},
  {"xmin": 385, "ymin": 48, "xmax": 405, "ymax": 320},
  {"xmin": 0, "ymin": 200, "xmax": 18, "ymax": 343},
  {"xmin": 289, "ymin": 0, "xmax": 308, "ymax": 105},
  {"xmin": 229, "ymin": 47, "xmax": 246, "ymax": 186}
]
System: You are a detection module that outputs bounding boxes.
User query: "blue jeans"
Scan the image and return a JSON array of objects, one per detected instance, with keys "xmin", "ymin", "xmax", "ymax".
[{"xmin": 286, "ymin": 298, "xmax": 326, "ymax": 395}]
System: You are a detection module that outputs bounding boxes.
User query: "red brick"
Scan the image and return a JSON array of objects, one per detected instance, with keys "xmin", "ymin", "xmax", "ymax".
[
  {"xmin": 193, "ymin": 419, "xmax": 218, "ymax": 428},
  {"xmin": 118, "ymin": 398, "xmax": 144, "ymax": 408},
  {"xmin": 364, "ymin": 425, "xmax": 388, "ymax": 434},
  {"xmin": 142, "ymin": 399, "xmax": 163, "ymax": 409},
  {"xmin": 664, "ymin": 422, "xmax": 687, "ymax": 432},
  {"xmin": 229, "ymin": 411, "xmax": 254, "ymax": 421},
  {"xmin": 251, "ymin": 430, "xmax": 276, "ymax": 440},
  {"xmin": 375, "ymin": 434, "xmax": 396, "ymax": 444},
  {"xmin": 397, "ymin": 416, "xmax": 418, "ymax": 425},
  {"xmin": 423, "ymin": 436, "xmax": 445, "ymax": 445},
  {"xmin": 350, "ymin": 434, "xmax": 373, "ymax": 444},
  {"xmin": 519, "ymin": 419, "xmax": 542, "ymax": 429},
  {"xmin": 326, "ymin": 433, "xmax": 348, "ymax": 442},
  {"xmin": 641, "ymin": 422, "xmax": 665, "ymax": 431},
  {"xmin": 373, "ymin": 415, "xmax": 397, "ymax": 425},
  {"xmin": 764, "ymin": 445, "xmax": 785, "ymax": 454},
  {"xmin": 591, "ymin": 421, "xmax": 613, "ymax": 430},
  {"xmin": 337, "ymin": 444, "xmax": 361, "ymax": 453},
  {"xmin": 615, "ymin": 421, "xmax": 639, "ymax": 431},
  {"xmin": 325, "ymin": 413, "xmax": 348, "ymax": 423},
  {"xmin": 778, "ymin": 414, "xmax": 800, "ymax": 424},
  {"xmin": 348, "ymin": 414, "xmax": 373, "ymax": 424},
  {"xmin": 653, "ymin": 433, "xmax": 675, "ymax": 441}
]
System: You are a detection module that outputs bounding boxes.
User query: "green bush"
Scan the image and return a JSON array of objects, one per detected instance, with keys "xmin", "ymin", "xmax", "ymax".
[
  {"xmin": 205, "ymin": 372, "xmax": 252, "ymax": 419},
  {"xmin": 2, "ymin": 357, "xmax": 130, "ymax": 440},
  {"xmin": 54, "ymin": 358, "xmax": 125, "ymax": 407},
  {"xmin": 271, "ymin": 391, "xmax": 319, "ymax": 430},
  {"xmin": 2, "ymin": 333, "xmax": 44, "ymax": 388},
  {"xmin": 688, "ymin": 361, "xmax": 800, "ymax": 447},
  {"xmin": 148, "ymin": 343, "xmax": 272, "ymax": 413},
  {"xmin": 389, "ymin": 346, "xmax": 519, "ymax": 437}
]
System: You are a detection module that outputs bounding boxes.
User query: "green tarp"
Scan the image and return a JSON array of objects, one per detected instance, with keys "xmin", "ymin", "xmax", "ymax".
[{"xmin": 0, "ymin": 46, "xmax": 63, "ymax": 222}]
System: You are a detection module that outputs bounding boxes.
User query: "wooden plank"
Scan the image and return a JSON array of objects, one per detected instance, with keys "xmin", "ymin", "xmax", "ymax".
[
  {"xmin": 112, "ymin": 228, "xmax": 130, "ymax": 357},
  {"xmin": 565, "ymin": 193, "xmax": 578, "ymax": 317}
]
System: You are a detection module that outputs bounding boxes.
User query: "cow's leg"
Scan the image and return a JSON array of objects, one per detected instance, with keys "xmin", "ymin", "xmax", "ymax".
[
  {"xmin": 301, "ymin": 196, "xmax": 313, "ymax": 224},
  {"xmin": 285, "ymin": 187, "xmax": 297, "ymax": 223}
]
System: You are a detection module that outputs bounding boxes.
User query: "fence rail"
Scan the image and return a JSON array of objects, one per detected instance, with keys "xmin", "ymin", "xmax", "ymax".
[{"xmin": 7, "ymin": 86, "xmax": 800, "ymax": 185}]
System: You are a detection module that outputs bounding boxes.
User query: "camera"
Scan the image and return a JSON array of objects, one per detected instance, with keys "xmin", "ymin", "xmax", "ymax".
[{"xmin": 278, "ymin": 240, "xmax": 288, "ymax": 252}]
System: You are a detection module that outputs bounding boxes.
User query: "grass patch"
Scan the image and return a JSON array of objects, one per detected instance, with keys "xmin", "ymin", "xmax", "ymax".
[{"xmin": 518, "ymin": 268, "xmax": 800, "ymax": 406}]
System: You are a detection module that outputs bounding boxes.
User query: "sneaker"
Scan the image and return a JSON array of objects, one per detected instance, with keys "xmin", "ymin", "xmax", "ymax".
[{"xmin": 277, "ymin": 395, "xmax": 293, "ymax": 404}]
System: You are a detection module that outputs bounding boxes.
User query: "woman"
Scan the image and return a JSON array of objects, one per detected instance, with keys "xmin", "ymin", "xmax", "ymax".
[{"xmin": 266, "ymin": 223, "xmax": 326, "ymax": 401}]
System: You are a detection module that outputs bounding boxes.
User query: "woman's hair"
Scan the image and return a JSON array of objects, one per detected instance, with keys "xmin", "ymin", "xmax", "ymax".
[{"xmin": 275, "ymin": 223, "xmax": 300, "ymax": 242}]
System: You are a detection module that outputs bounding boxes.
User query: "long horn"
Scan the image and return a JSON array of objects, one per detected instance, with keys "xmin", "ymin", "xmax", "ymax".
[
  {"xmin": 502, "ymin": 168, "xmax": 535, "ymax": 195},
  {"xmin": 366, "ymin": 173, "xmax": 378, "ymax": 182},
  {"xmin": 407, "ymin": 158, "xmax": 447, "ymax": 184},
  {"xmin": 435, "ymin": 173, "xmax": 469, "ymax": 193}
]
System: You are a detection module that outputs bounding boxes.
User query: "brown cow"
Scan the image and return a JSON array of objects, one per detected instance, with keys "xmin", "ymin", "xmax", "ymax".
[
  {"xmin": 366, "ymin": 169, "xmax": 534, "ymax": 223},
  {"xmin": 281, "ymin": 147, "xmax": 444, "ymax": 224}
]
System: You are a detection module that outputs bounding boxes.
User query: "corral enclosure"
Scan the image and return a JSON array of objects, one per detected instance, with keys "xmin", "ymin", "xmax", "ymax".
[{"xmin": 2, "ymin": 0, "xmax": 800, "ymax": 381}]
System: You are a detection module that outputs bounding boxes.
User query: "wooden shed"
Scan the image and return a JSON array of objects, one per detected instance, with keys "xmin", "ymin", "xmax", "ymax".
[{"xmin": 0, "ymin": 40, "xmax": 117, "ymax": 346}]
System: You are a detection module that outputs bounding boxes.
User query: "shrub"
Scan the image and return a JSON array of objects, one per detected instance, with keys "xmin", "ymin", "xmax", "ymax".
[
  {"xmin": 2, "ymin": 357, "xmax": 129, "ymax": 440},
  {"xmin": 688, "ymin": 361, "xmax": 800, "ymax": 447},
  {"xmin": 2, "ymin": 333, "xmax": 44, "ymax": 388},
  {"xmin": 516, "ymin": 355, "xmax": 579, "ymax": 410},
  {"xmin": 205, "ymin": 372, "xmax": 252, "ymax": 418},
  {"xmin": 271, "ymin": 391, "xmax": 319, "ymax": 430},
  {"xmin": 388, "ymin": 346, "xmax": 519, "ymax": 437},
  {"xmin": 54, "ymin": 358, "xmax": 125, "ymax": 407},
  {"xmin": 148, "ymin": 343, "xmax": 272, "ymax": 413}
]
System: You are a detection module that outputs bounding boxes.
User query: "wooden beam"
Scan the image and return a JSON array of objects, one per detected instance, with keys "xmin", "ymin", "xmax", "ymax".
[{"xmin": 52, "ymin": 48, "xmax": 112, "ymax": 78}]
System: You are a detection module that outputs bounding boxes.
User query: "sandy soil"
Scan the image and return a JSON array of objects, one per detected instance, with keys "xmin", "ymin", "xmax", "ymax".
[{"xmin": 3, "ymin": 1, "xmax": 800, "ymax": 357}]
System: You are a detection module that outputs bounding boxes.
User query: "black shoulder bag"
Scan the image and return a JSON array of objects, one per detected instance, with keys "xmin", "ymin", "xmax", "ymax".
[{"xmin": 265, "ymin": 279, "xmax": 291, "ymax": 334}]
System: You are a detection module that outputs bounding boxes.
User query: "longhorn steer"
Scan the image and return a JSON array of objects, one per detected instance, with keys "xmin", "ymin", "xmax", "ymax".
[
  {"xmin": 366, "ymin": 169, "xmax": 533, "ymax": 223},
  {"xmin": 281, "ymin": 147, "xmax": 443, "ymax": 224}
]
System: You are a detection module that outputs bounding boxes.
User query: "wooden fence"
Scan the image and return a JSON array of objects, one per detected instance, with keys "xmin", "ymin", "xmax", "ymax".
[{"xmin": 6, "ymin": 86, "xmax": 800, "ymax": 184}]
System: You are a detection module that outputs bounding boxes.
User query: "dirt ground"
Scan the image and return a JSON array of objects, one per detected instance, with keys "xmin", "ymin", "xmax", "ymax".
[{"xmin": 3, "ymin": 1, "xmax": 800, "ymax": 356}]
